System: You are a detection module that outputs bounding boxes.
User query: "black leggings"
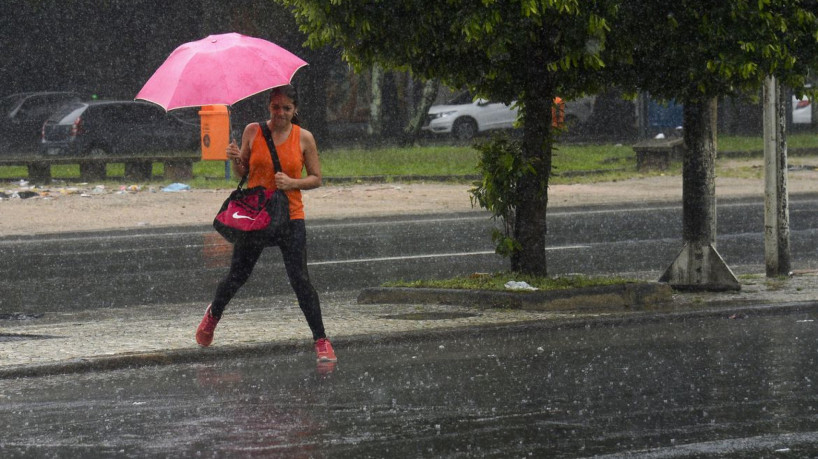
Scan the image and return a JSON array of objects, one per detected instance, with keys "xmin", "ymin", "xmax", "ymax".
[{"xmin": 210, "ymin": 220, "xmax": 326, "ymax": 341}]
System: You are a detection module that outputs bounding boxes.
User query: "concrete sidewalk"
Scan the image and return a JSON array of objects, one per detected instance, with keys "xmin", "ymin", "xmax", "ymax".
[{"xmin": 2, "ymin": 269, "xmax": 817, "ymax": 379}]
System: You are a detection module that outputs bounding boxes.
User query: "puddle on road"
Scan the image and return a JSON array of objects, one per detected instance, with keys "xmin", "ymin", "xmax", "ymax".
[
  {"xmin": 0, "ymin": 333, "xmax": 58, "ymax": 342},
  {"xmin": 380, "ymin": 312, "xmax": 480, "ymax": 320},
  {"xmin": 0, "ymin": 313, "xmax": 44, "ymax": 321}
]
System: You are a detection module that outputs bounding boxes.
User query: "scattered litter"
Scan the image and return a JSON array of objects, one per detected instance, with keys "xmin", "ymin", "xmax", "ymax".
[
  {"xmin": 162, "ymin": 183, "xmax": 191, "ymax": 192},
  {"xmin": 0, "ymin": 182, "xmax": 162, "ymax": 200},
  {"xmin": 728, "ymin": 313, "xmax": 747, "ymax": 320},
  {"xmin": 654, "ymin": 133, "xmax": 666, "ymax": 139},
  {"xmin": 774, "ymin": 448, "xmax": 791, "ymax": 453},
  {"xmin": 796, "ymin": 319, "xmax": 814, "ymax": 323},
  {"xmin": 504, "ymin": 281, "xmax": 539, "ymax": 291}
]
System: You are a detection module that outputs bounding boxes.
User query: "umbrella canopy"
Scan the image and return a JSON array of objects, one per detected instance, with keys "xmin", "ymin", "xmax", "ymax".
[{"xmin": 135, "ymin": 33, "xmax": 307, "ymax": 111}]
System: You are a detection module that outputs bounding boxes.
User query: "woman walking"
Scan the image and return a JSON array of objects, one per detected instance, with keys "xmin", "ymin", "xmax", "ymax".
[{"xmin": 196, "ymin": 85, "xmax": 336, "ymax": 363}]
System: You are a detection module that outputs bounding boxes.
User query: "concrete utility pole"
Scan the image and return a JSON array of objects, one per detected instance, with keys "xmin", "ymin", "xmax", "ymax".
[
  {"xmin": 659, "ymin": 97, "xmax": 741, "ymax": 291},
  {"xmin": 763, "ymin": 76, "xmax": 791, "ymax": 277}
]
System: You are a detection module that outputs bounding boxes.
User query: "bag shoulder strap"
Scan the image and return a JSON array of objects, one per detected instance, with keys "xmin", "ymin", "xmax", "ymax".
[{"xmin": 257, "ymin": 122, "xmax": 283, "ymax": 174}]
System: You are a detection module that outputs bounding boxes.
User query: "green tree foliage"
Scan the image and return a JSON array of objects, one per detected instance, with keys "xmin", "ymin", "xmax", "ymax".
[
  {"xmin": 280, "ymin": 0, "xmax": 818, "ymax": 277},
  {"xmin": 610, "ymin": 0, "xmax": 818, "ymax": 102},
  {"xmin": 279, "ymin": 0, "xmax": 621, "ymax": 274}
]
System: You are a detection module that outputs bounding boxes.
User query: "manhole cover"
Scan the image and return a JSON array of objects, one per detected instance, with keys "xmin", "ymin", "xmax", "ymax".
[
  {"xmin": 0, "ymin": 333, "xmax": 56, "ymax": 342},
  {"xmin": 380, "ymin": 312, "xmax": 480, "ymax": 321}
]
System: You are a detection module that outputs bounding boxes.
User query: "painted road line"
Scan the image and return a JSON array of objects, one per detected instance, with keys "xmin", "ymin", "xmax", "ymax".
[{"xmin": 308, "ymin": 246, "xmax": 590, "ymax": 266}]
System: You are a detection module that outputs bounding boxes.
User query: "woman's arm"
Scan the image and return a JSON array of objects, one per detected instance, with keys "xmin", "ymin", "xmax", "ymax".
[{"xmin": 227, "ymin": 124, "xmax": 256, "ymax": 178}]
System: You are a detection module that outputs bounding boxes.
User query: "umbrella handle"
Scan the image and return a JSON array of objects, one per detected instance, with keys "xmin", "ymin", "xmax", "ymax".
[{"xmin": 227, "ymin": 106, "xmax": 233, "ymax": 143}]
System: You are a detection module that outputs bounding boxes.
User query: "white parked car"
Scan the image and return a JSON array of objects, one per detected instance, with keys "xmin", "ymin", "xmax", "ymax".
[
  {"xmin": 422, "ymin": 91, "xmax": 594, "ymax": 140},
  {"xmin": 793, "ymin": 95, "xmax": 811, "ymax": 124}
]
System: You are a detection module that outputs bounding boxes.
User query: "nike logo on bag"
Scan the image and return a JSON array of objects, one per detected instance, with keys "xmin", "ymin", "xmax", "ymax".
[{"xmin": 232, "ymin": 212, "xmax": 256, "ymax": 221}]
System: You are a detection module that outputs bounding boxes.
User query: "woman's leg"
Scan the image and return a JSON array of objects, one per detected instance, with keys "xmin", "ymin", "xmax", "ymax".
[
  {"xmin": 279, "ymin": 220, "xmax": 326, "ymax": 341},
  {"xmin": 210, "ymin": 239, "xmax": 265, "ymax": 319}
]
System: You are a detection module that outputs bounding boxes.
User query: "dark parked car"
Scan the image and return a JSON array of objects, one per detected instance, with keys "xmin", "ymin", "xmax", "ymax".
[
  {"xmin": 41, "ymin": 100, "xmax": 200, "ymax": 158},
  {"xmin": 0, "ymin": 91, "xmax": 81, "ymax": 154}
]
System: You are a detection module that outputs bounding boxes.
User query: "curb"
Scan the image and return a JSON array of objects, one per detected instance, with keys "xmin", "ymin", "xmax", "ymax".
[
  {"xmin": 4, "ymin": 299, "xmax": 816, "ymax": 381},
  {"xmin": 357, "ymin": 282, "xmax": 674, "ymax": 312},
  {"xmin": 0, "ymin": 342, "xmax": 301, "ymax": 380}
]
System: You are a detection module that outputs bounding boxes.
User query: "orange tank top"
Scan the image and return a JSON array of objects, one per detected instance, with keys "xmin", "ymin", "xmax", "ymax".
[{"xmin": 247, "ymin": 123, "xmax": 305, "ymax": 220}]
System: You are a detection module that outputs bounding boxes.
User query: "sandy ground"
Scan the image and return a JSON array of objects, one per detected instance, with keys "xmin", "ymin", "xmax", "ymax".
[{"xmin": 2, "ymin": 169, "xmax": 818, "ymax": 237}]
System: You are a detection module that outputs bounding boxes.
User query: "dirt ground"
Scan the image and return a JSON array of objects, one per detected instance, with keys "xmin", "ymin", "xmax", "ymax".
[{"xmin": 3, "ymin": 168, "xmax": 818, "ymax": 237}]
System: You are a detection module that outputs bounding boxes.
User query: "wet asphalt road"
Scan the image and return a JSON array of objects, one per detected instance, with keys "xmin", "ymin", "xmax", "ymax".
[
  {"xmin": 2, "ymin": 197, "xmax": 818, "ymax": 456},
  {"xmin": 1, "ymin": 309, "xmax": 817, "ymax": 457},
  {"xmin": 3, "ymin": 195, "xmax": 818, "ymax": 313}
]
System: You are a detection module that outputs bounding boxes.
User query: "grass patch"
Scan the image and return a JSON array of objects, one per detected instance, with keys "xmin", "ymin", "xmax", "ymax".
[
  {"xmin": 765, "ymin": 278, "xmax": 788, "ymax": 291},
  {"xmin": 719, "ymin": 135, "xmax": 765, "ymax": 153},
  {"xmin": 383, "ymin": 272, "xmax": 640, "ymax": 291},
  {"xmin": 720, "ymin": 133, "xmax": 818, "ymax": 152},
  {"xmin": 4, "ymin": 134, "xmax": 817, "ymax": 187},
  {"xmin": 320, "ymin": 145, "xmax": 480, "ymax": 177},
  {"xmin": 183, "ymin": 135, "xmax": 799, "ymax": 186},
  {"xmin": 716, "ymin": 163, "xmax": 764, "ymax": 180}
]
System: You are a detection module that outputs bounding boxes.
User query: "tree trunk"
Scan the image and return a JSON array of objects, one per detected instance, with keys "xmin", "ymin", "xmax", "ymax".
[
  {"xmin": 659, "ymin": 97, "xmax": 740, "ymax": 291},
  {"xmin": 402, "ymin": 79, "xmax": 439, "ymax": 145},
  {"xmin": 380, "ymin": 71, "xmax": 403, "ymax": 139},
  {"xmin": 512, "ymin": 83, "xmax": 553, "ymax": 275},
  {"xmin": 368, "ymin": 65, "xmax": 384, "ymax": 138},
  {"xmin": 681, "ymin": 99, "xmax": 717, "ymax": 245}
]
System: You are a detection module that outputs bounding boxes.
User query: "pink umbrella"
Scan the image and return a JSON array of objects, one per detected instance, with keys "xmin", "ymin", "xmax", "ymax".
[{"xmin": 135, "ymin": 33, "xmax": 307, "ymax": 111}]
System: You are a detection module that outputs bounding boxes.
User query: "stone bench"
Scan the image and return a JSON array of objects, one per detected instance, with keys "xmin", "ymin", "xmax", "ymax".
[{"xmin": 632, "ymin": 137, "xmax": 685, "ymax": 171}]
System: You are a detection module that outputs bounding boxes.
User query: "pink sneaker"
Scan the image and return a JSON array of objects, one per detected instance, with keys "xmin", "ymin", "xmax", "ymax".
[
  {"xmin": 314, "ymin": 338, "xmax": 337, "ymax": 362},
  {"xmin": 195, "ymin": 305, "xmax": 220, "ymax": 347}
]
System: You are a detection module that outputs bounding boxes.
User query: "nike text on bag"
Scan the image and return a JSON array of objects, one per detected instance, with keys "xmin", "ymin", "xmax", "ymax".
[{"xmin": 212, "ymin": 121, "xmax": 291, "ymax": 245}]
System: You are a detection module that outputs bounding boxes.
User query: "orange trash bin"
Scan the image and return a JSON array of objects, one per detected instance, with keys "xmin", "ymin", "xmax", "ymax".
[{"xmin": 199, "ymin": 105, "xmax": 230, "ymax": 161}]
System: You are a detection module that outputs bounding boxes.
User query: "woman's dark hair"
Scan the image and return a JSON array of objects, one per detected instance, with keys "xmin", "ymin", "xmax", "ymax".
[{"xmin": 269, "ymin": 85, "xmax": 300, "ymax": 125}]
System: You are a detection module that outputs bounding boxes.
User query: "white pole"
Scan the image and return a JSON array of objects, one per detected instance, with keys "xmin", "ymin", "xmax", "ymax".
[{"xmin": 763, "ymin": 76, "xmax": 791, "ymax": 277}]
